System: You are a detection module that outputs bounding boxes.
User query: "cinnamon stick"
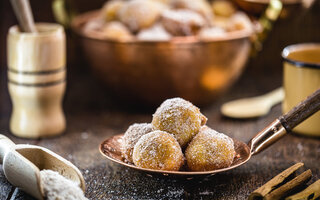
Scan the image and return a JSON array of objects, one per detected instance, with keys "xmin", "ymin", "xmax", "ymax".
[
  {"xmin": 285, "ymin": 179, "xmax": 320, "ymax": 200},
  {"xmin": 264, "ymin": 169, "xmax": 312, "ymax": 200},
  {"xmin": 249, "ymin": 163, "xmax": 304, "ymax": 200}
]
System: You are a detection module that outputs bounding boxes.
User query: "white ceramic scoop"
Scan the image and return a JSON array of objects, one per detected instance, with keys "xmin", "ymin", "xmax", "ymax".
[{"xmin": 0, "ymin": 135, "xmax": 85, "ymax": 200}]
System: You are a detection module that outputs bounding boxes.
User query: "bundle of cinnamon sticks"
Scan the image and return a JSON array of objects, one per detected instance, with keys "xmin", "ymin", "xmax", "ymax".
[{"xmin": 249, "ymin": 163, "xmax": 320, "ymax": 200}]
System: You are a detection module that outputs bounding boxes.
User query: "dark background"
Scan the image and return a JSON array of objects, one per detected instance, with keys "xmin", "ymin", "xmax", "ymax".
[{"xmin": 0, "ymin": 1, "xmax": 320, "ymax": 199}]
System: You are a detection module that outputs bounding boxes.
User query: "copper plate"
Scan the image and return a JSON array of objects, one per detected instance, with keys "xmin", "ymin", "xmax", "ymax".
[{"xmin": 99, "ymin": 134, "xmax": 251, "ymax": 178}]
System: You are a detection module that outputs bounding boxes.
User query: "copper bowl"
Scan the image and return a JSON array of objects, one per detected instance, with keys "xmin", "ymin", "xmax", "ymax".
[{"xmin": 71, "ymin": 11, "xmax": 253, "ymax": 106}]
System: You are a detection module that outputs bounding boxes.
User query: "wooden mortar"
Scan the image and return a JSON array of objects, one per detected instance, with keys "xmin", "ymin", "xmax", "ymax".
[{"xmin": 7, "ymin": 23, "xmax": 66, "ymax": 138}]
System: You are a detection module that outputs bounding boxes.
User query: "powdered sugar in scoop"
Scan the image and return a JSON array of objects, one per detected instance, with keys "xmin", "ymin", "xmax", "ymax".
[
  {"xmin": 40, "ymin": 170, "xmax": 87, "ymax": 200},
  {"xmin": 122, "ymin": 123, "xmax": 153, "ymax": 163}
]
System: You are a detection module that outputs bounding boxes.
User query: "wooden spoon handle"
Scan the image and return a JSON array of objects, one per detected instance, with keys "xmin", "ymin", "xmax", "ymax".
[
  {"xmin": 279, "ymin": 88, "xmax": 320, "ymax": 132},
  {"xmin": 0, "ymin": 135, "xmax": 16, "ymax": 164},
  {"xmin": 10, "ymin": 0, "xmax": 36, "ymax": 32},
  {"xmin": 249, "ymin": 88, "xmax": 320, "ymax": 155}
]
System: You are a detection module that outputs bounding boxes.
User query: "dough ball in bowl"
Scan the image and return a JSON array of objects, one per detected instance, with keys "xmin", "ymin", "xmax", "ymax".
[
  {"xmin": 185, "ymin": 126, "xmax": 235, "ymax": 171},
  {"xmin": 169, "ymin": 0, "xmax": 213, "ymax": 24},
  {"xmin": 118, "ymin": 0, "xmax": 166, "ymax": 32},
  {"xmin": 133, "ymin": 131, "xmax": 184, "ymax": 171},
  {"xmin": 152, "ymin": 97, "xmax": 207, "ymax": 147},
  {"xmin": 100, "ymin": 21, "xmax": 133, "ymax": 41},
  {"xmin": 101, "ymin": 0, "xmax": 125, "ymax": 22},
  {"xmin": 161, "ymin": 9, "xmax": 207, "ymax": 36}
]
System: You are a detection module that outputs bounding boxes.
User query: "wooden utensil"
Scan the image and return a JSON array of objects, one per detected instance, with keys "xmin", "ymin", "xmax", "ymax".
[
  {"xmin": 221, "ymin": 87, "xmax": 284, "ymax": 118},
  {"xmin": 100, "ymin": 88, "xmax": 320, "ymax": 177},
  {"xmin": 0, "ymin": 135, "xmax": 85, "ymax": 200},
  {"xmin": 10, "ymin": 0, "xmax": 37, "ymax": 32}
]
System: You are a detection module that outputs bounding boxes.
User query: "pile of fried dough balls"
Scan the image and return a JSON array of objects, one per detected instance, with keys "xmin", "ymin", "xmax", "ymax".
[
  {"xmin": 122, "ymin": 98, "xmax": 235, "ymax": 171},
  {"xmin": 83, "ymin": 0, "xmax": 253, "ymax": 41}
]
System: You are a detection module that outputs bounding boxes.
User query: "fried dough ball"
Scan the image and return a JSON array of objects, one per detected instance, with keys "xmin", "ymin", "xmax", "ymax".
[
  {"xmin": 101, "ymin": 0, "xmax": 124, "ymax": 22},
  {"xmin": 169, "ymin": 0, "xmax": 213, "ymax": 24},
  {"xmin": 185, "ymin": 126, "xmax": 235, "ymax": 171},
  {"xmin": 122, "ymin": 123, "xmax": 153, "ymax": 163},
  {"xmin": 152, "ymin": 0, "xmax": 170, "ymax": 4},
  {"xmin": 228, "ymin": 12, "xmax": 253, "ymax": 32},
  {"xmin": 132, "ymin": 131, "xmax": 184, "ymax": 171},
  {"xmin": 100, "ymin": 21, "xmax": 133, "ymax": 41},
  {"xmin": 161, "ymin": 9, "xmax": 206, "ymax": 36},
  {"xmin": 137, "ymin": 23, "xmax": 171, "ymax": 41},
  {"xmin": 211, "ymin": 16, "xmax": 230, "ymax": 30},
  {"xmin": 152, "ymin": 98, "xmax": 207, "ymax": 147},
  {"xmin": 212, "ymin": 0, "xmax": 236, "ymax": 18},
  {"xmin": 83, "ymin": 18, "xmax": 105, "ymax": 34},
  {"xmin": 118, "ymin": 0, "xmax": 165, "ymax": 32}
]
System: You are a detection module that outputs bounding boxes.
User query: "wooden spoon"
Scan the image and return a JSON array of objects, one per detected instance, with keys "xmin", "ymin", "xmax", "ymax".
[
  {"xmin": 0, "ymin": 135, "xmax": 85, "ymax": 200},
  {"xmin": 10, "ymin": 0, "xmax": 37, "ymax": 32},
  {"xmin": 221, "ymin": 87, "xmax": 284, "ymax": 118}
]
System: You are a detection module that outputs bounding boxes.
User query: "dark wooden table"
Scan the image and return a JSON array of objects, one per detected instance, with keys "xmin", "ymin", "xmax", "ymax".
[{"xmin": 1, "ymin": 1, "xmax": 320, "ymax": 199}]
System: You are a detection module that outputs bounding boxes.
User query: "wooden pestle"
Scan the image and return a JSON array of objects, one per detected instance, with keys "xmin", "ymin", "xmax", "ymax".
[{"xmin": 10, "ymin": 0, "xmax": 37, "ymax": 33}]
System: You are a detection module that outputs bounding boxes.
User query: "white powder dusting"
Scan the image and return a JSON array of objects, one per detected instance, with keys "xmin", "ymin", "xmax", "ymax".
[
  {"xmin": 40, "ymin": 170, "xmax": 87, "ymax": 200},
  {"xmin": 152, "ymin": 97, "xmax": 207, "ymax": 147},
  {"xmin": 162, "ymin": 9, "xmax": 205, "ymax": 25},
  {"xmin": 198, "ymin": 27, "xmax": 226, "ymax": 40},
  {"xmin": 81, "ymin": 132, "xmax": 89, "ymax": 140},
  {"xmin": 123, "ymin": 123, "xmax": 153, "ymax": 163},
  {"xmin": 132, "ymin": 131, "xmax": 184, "ymax": 171},
  {"xmin": 185, "ymin": 126, "xmax": 235, "ymax": 171},
  {"xmin": 137, "ymin": 24, "xmax": 172, "ymax": 41},
  {"xmin": 161, "ymin": 9, "xmax": 206, "ymax": 36}
]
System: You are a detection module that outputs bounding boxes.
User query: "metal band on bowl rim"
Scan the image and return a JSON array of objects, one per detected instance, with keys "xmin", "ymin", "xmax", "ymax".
[{"xmin": 282, "ymin": 43, "xmax": 320, "ymax": 69}]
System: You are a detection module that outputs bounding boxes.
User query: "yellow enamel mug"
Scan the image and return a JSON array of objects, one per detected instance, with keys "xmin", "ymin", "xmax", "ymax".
[{"xmin": 282, "ymin": 43, "xmax": 320, "ymax": 137}]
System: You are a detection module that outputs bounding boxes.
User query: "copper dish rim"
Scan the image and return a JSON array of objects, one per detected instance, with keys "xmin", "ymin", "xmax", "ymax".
[
  {"xmin": 99, "ymin": 134, "xmax": 252, "ymax": 176},
  {"xmin": 71, "ymin": 10, "xmax": 255, "ymax": 46},
  {"xmin": 237, "ymin": 0, "xmax": 301, "ymax": 5}
]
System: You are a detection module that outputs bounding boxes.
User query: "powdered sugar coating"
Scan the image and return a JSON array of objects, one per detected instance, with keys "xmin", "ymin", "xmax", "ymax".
[
  {"xmin": 161, "ymin": 9, "xmax": 206, "ymax": 36},
  {"xmin": 228, "ymin": 12, "xmax": 253, "ymax": 33},
  {"xmin": 185, "ymin": 126, "xmax": 235, "ymax": 171},
  {"xmin": 169, "ymin": 0, "xmax": 213, "ymax": 24},
  {"xmin": 123, "ymin": 123, "xmax": 153, "ymax": 163},
  {"xmin": 152, "ymin": 97, "xmax": 207, "ymax": 147},
  {"xmin": 132, "ymin": 131, "xmax": 184, "ymax": 171},
  {"xmin": 137, "ymin": 24, "xmax": 172, "ymax": 41},
  {"xmin": 118, "ymin": 0, "xmax": 165, "ymax": 32},
  {"xmin": 101, "ymin": 0, "xmax": 125, "ymax": 22},
  {"xmin": 101, "ymin": 21, "xmax": 133, "ymax": 41},
  {"xmin": 198, "ymin": 27, "xmax": 226, "ymax": 40}
]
